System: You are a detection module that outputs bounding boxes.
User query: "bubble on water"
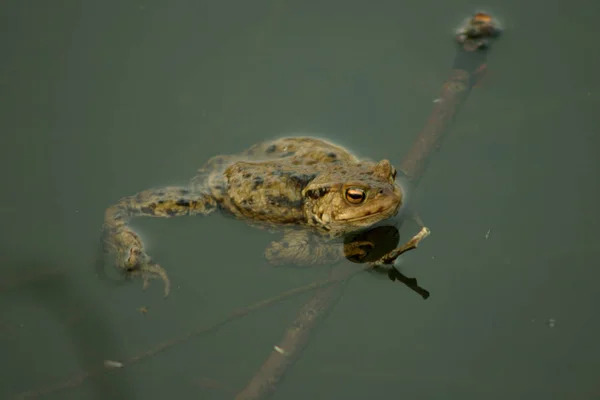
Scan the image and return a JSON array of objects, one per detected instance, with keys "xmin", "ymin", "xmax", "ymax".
[{"xmin": 546, "ymin": 318, "xmax": 556, "ymax": 328}]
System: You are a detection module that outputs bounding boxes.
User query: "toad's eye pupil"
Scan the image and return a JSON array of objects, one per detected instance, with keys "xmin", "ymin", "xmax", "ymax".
[{"xmin": 346, "ymin": 188, "xmax": 366, "ymax": 204}]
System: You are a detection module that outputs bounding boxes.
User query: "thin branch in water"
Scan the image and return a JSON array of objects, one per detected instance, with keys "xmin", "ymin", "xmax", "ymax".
[
  {"xmin": 11, "ymin": 271, "xmax": 363, "ymax": 399},
  {"xmin": 235, "ymin": 227, "xmax": 431, "ymax": 400},
  {"xmin": 235, "ymin": 11, "xmax": 503, "ymax": 400}
]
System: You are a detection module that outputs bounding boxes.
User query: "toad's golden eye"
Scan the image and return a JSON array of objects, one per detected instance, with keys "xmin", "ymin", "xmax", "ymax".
[{"xmin": 345, "ymin": 188, "xmax": 366, "ymax": 204}]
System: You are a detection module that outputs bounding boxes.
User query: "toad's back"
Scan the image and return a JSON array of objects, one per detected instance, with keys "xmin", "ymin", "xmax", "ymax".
[
  {"xmin": 191, "ymin": 137, "xmax": 359, "ymax": 225},
  {"xmin": 102, "ymin": 136, "xmax": 403, "ymax": 297}
]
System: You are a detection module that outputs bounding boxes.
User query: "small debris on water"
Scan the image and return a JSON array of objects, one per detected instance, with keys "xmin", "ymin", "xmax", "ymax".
[
  {"xmin": 546, "ymin": 318, "xmax": 556, "ymax": 328},
  {"xmin": 104, "ymin": 360, "xmax": 124, "ymax": 369},
  {"xmin": 433, "ymin": 98, "xmax": 443, "ymax": 103},
  {"xmin": 485, "ymin": 229, "xmax": 491, "ymax": 239},
  {"xmin": 274, "ymin": 345, "xmax": 288, "ymax": 356}
]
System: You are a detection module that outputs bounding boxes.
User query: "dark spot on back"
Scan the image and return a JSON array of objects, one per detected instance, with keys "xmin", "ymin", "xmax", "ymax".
[
  {"xmin": 265, "ymin": 144, "xmax": 277, "ymax": 154},
  {"xmin": 288, "ymin": 173, "xmax": 316, "ymax": 190},
  {"xmin": 252, "ymin": 176, "xmax": 264, "ymax": 189},
  {"xmin": 179, "ymin": 189, "xmax": 190, "ymax": 195},
  {"xmin": 267, "ymin": 195, "xmax": 303, "ymax": 209},
  {"xmin": 327, "ymin": 152, "xmax": 337, "ymax": 159},
  {"xmin": 176, "ymin": 199, "xmax": 190, "ymax": 207}
]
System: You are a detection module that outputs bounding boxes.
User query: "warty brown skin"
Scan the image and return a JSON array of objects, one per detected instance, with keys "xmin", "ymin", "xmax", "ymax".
[{"xmin": 102, "ymin": 137, "xmax": 404, "ymax": 296}]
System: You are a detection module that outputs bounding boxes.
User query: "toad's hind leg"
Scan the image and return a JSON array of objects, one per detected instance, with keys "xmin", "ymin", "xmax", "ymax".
[{"xmin": 102, "ymin": 186, "xmax": 217, "ymax": 297}]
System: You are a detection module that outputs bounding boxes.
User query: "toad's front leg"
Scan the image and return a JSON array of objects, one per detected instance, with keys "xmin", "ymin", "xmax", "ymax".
[
  {"xmin": 265, "ymin": 230, "xmax": 373, "ymax": 266},
  {"xmin": 102, "ymin": 186, "xmax": 217, "ymax": 296}
]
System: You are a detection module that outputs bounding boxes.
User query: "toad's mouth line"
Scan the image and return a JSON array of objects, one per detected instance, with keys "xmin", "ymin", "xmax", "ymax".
[{"xmin": 335, "ymin": 207, "xmax": 399, "ymax": 223}]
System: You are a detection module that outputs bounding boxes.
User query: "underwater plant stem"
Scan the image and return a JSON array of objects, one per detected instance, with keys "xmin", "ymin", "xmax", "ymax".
[{"xmin": 236, "ymin": 12, "xmax": 502, "ymax": 400}]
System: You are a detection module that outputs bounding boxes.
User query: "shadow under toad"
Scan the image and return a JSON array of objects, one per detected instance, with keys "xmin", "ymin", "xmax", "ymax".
[
  {"xmin": 1, "ymin": 256, "xmax": 134, "ymax": 400},
  {"xmin": 344, "ymin": 222, "xmax": 431, "ymax": 299}
]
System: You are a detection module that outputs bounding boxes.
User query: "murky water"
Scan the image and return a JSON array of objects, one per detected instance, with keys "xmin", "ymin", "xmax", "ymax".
[{"xmin": 2, "ymin": 1, "xmax": 599, "ymax": 399}]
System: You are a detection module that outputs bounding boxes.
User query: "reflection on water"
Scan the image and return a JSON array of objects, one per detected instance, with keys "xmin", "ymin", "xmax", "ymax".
[
  {"xmin": 1, "ymin": 258, "xmax": 135, "ymax": 399},
  {"xmin": 2, "ymin": 1, "xmax": 600, "ymax": 399},
  {"xmin": 2, "ymin": 222, "xmax": 428, "ymax": 399}
]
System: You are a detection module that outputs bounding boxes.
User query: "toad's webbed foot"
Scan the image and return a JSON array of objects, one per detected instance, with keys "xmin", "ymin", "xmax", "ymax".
[
  {"xmin": 102, "ymin": 186, "xmax": 217, "ymax": 296},
  {"xmin": 121, "ymin": 245, "xmax": 171, "ymax": 296}
]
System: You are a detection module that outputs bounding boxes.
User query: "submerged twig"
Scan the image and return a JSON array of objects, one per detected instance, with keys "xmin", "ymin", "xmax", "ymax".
[
  {"xmin": 13, "ymin": 11, "xmax": 503, "ymax": 400},
  {"xmin": 12, "ymin": 229, "xmax": 431, "ymax": 399},
  {"xmin": 236, "ymin": 11, "xmax": 503, "ymax": 400},
  {"xmin": 12, "ymin": 269, "xmax": 362, "ymax": 399},
  {"xmin": 235, "ymin": 227, "xmax": 430, "ymax": 399},
  {"xmin": 370, "ymin": 226, "xmax": 430, "ymax": 267}
]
